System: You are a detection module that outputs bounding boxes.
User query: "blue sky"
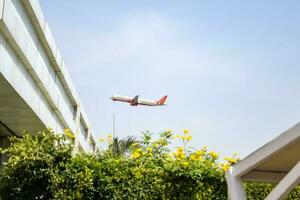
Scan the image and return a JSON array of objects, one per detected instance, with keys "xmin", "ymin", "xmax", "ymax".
[{"xmin": 41, "ymin": 0, "xmax": 300, "ymax": 158}]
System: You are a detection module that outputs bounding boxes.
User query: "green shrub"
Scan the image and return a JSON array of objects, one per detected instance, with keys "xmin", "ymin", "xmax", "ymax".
[
  {"xmin": 245, "ymin": 182, "xmax": 300, "ymax": 200},
  {"xmin": 0, "ymin": 129, "xmax": 228, "ymax": 199},
  {"xmin": 0, "ymin": 129, "xmax": 300, "ymax": 199},
  {"xmin": 0, "ymin": 130, "xmax": 72, "ymax": 199}
]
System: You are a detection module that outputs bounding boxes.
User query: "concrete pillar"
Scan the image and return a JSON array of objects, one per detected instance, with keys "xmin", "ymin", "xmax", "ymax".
[
  {"xmin": 226, "ymin": 167, "xmax": 247, "ymax": 200},
  {"xmin": 74, "ymin": 104, "xmax": 80, "ymax": 153},
  {"xmin": 86, "ymin": 127, "xmax": 94, "ymax": 153}
]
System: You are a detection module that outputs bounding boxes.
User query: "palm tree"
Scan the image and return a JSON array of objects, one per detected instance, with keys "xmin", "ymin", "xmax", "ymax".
[{"xmin": 109, "ymin": 135, "xmax": 138, "ymax": 157}]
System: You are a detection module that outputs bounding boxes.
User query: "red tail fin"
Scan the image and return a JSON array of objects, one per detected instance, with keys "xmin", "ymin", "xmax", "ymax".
[{"xmin": 157, "ymin": 95, "xmax": 168, "ymax": 105}]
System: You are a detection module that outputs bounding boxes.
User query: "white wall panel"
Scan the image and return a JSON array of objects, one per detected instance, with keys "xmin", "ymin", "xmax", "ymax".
[
  {"xmin": 0, "ymin": 0, "xmax": 4, "ymax": 19},
  {"xmin": 2, "ymin": 0, "xmax": 76, "ymax": 131},
  {"xmin": 26, "ymin": 73, "xmax": 40, "ymax": 115},
  {"xmin": 0, "ymin": 0, "xmax": 97, "ymax": 151},
  {"xmin": 52, "ymin": 110, "xmax": 64, "ymax": 133},
  {"xmin": 44, "ymin": 23, "xmax": 57, "ymax": 61},
  {"xmin": 0, "ymin": 37, "xmax": 13, "ymax": 82},
  {"xmin": 11, "ymin": 0, "xmax": 39, "ymax": 46},
  {"xmin": 78, "ymin": 121, "xmax": 91, "ymax": 152},
  {"xmin": 0, "ymin": 32, "xmax": 53, "ymax": 128},
  {"xmin": 26, "ymin": 0, "xmax": 45, "ymax": 27}
]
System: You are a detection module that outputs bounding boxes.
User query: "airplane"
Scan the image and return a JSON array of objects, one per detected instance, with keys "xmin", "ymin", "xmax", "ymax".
[{"xmin": 111, "ymin": 95, "xmax": 168, "ymax": 106}]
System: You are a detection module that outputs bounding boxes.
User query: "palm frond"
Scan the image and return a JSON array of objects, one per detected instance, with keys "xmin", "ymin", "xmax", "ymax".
[{"xmin": 109, "ymin": 136, "xmax": 138, "ymax": 157}]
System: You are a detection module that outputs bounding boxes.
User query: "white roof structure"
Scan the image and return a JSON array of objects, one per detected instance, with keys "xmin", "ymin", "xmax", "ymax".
[
  {"xmin": 0, "ymin": 0, "xmax": 98, "ymax": 153},
  {"xmin": 226, "ymin": 122, "xmax": 300, "ymax": 199}
]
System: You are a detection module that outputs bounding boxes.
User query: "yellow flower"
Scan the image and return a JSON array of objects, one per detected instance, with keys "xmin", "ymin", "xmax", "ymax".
[
  {"xmin": 190, "ymin": 150, "xmax": 204, "ymax": 161},
  {"xmin": 224, "ymin": 157, "xmax": 237, "ymax": 165},
  {"xmin": 209, "ymin": 151, "xmax": 219, "ymax": 160},
  {"xmin": 195, "ymin": 149, "xmax": 203, "ymax": 156},
  {"xmin": 146, "ymin": 147, "xmax": 153, "ymax": 156},
  {"xmin": 107, "ymin": 134, "xmax": 113, "ymax": 142},
  {"xmin": 177, "ymin": 147, "xmax": 184, "ymax": 152},
  {"xmin": 184, "ymin": 135, "xmax": 192, "ymax": 141},
  {"xmin": 136, "ymin": 148, "xmax": 142, "ymax": 152},
  {"xmin": 64, "ymin": 129, "xmax": 75, "ymax": 139},
  {"xmin": 99, "ymin": 138, "xmax": 105, "ymax": 142},
  {"xmin": 132, "ymin": 143, "xmax": 138, "ymax": 147},
  {"xmin": 182, "ymin": 161, "xmax": 189, "ymax": 167},
  {"xmin": 174, "ymin": 152, "xmax": 185, "ymax": 159},
  {"xmin": 174, "ymin": 147, "xmax": 185, "ymax": 159},
  {"xmin": 190, "ymin": 155, "xmax": 197, "ymax": 161},
  {"xmin": 132, "ymin": 151, "xmax": 141, "ymax": 159},
  {"xmin": 132, "ymin": 148, "xmax": 143, "ymax": 159},
  {"xmin": 183, "ymin": 129, "xmax": 189, "ymax": 134},
  {"xmin": 222, "ymin": 163, "xmax": 230, "ymax": 172}
]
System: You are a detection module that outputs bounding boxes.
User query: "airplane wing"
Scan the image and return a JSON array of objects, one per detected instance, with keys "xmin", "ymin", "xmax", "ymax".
[
  {"xmin": 111, "ymin": 95, "xmax": 167, "ymax": 106},
  {"xmin": 131, "ymin": 95, "xmax": 139, "ymax": 106}
]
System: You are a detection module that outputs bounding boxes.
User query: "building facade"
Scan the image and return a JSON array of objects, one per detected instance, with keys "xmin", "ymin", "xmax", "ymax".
[{"xmin": 0, "ymin": 0, "xmax": 97, "ymax": 157}]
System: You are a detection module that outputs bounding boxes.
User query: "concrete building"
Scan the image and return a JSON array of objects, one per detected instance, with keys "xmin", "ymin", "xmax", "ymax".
[
  {"xmin": 226, "ymin": 122, "xmax": 300, "ymax": 199},
  {"xmin": 0, "ymin": 0, "xmax": 98, "ymax": 157}
]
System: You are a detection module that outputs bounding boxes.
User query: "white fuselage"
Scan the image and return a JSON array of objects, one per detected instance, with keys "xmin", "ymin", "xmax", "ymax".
[{"xmin": 111, "ymin": 95, "xmax": 162, "ymax": 106}]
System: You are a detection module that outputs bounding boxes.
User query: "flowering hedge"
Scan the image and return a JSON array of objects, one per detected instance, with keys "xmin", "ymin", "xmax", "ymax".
[{"xmin": 0, "ymin": 129, "xmax": 300, "ymax": 199}]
